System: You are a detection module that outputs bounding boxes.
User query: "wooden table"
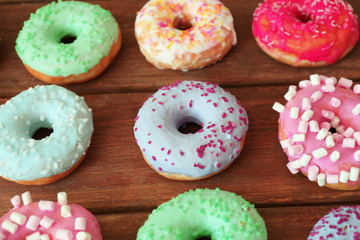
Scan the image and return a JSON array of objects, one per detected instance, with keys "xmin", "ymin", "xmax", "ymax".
[{"xmin": 0, "ymin": 0, "xmax": 360, "ymax": 239}]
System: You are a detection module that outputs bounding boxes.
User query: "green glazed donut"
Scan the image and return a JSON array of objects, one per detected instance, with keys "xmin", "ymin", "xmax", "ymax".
[{"xmin": 137, "ymin": 188, "xmax": 267, "ymax": 240}]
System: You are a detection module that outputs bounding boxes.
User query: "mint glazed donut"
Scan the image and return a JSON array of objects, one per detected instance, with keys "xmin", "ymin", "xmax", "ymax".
[
  {"xmin": 15, "ymin": 1, "xmax": 121, "ymax": 85},
  {"xmin": 0, "ymin": 85, "xmax": 93, "ymax": 185},
  {"xmin": 136, "ymin": 188, "xmax": 267, "ymax": 240}
]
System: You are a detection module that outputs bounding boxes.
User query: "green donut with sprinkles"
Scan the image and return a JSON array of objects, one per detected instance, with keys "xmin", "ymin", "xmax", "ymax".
[
  {"xmin": 137, "ymin": 188, "xmax": 267, "ymax": 240},
  {"xmin": 15, "ymin": 0, "xmax": 121, "ymax": 85}
]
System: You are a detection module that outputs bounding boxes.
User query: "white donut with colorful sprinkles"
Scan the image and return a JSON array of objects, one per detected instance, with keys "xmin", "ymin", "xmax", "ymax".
[
  {"xmin": 273, "ymin": 74, "xmax": 360, "ymax": 190},
  {"xmin": 134, "ymin": 80, "xmax": 248, "ymax": 180}
]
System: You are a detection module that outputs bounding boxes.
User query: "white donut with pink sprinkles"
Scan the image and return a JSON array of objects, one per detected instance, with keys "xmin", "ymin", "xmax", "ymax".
[
  {"xmin": 274, "ymin": 74, "xmax": 360, "ymax": 190},
  {"xmin": 134, "ymin": 80, "xmax": 248, "ymax": 180}
]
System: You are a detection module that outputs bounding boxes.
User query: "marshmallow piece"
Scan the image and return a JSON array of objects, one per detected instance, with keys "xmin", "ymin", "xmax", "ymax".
[
  {"xmin": 350, "ymin": 167, "xmax": 360, "ymax": 181},
  {"xmin": 56, "ymin": 229, "xmax": 74, "ymax": 240},
  {"xmin": 287, "ymin": 162, "xmax": 299, "ymax": 174},
  {"xmin": 299, "ymin": 80, "xmax": 311, "ymax": 88},
  {"xmin": 10, "ymin": 212, "xmax": 27, "ymax": 225},
  {"xmin": 310, "ymin": 91, "xmax": 322, "ymax": 102},
  {"xmin": 293, "ymin": 134, "xmax": 305, "ymax": 142},
  {"xmin": 280, "ymin": 139, "xmax": 292, "ymax": 149},
  {"xmin": 336, "ymin": 125, "xmax": 345, "ymax": 134},
  {"xmin": 272, "ymin": 102, "xmax": 285, "ymax": 113},
  {"xmin": 10, "ymin": 195, "xmax": 21, "ymax": 208},
  {"xmin": 298, "ymin": 120, "xmax": 309, "ymax": 133},
  {"xmin": 355, "ymin": 132, "xmax": 360, "ymax": 145},
  {"xmin": 26, "ymin": 232, "xmax": 40, "ymax": 240},
  {"xmin": 324, "ymin": 76, "xmax": 337, "ymax": 85},
  {"xmin": 352, "ymin": 103, "xmax": 360, "ymax": 115},
  {"xmin": 302, "ymin": 98, "xmax": 312, "ymax": 110},
  {"xmin": 26, "ymin": 215, "xmax": 41, "ymax": 231},
  {"xmin": 326, "ymin": 175, "xmax": 339, "ymax": 184},
  {"xmin": 22, "ymin": 191, "xmax": 32, "ymax": 205},
  {"xmin": 61, "ymin": 205, "xmax": 72, "ymax": 218},
  {"xmin": 325, "ymin": 135, "xmax": 335, "ymax": 148},
  {"xmin": 290, "ymin": 107, "xmax": 299, "ymax": 119},
  {"xmin": 331, "ymin": 117, "xmax": 340, "ymax": 128},
  {"xmin": 339, "ymin": 170, "xmax": 350, "ymax": 183},
  {"xmin": 75, "ymin": 217, "xmax": 87, "ymax": 230},
  {"xmin": 310, "ymin": 74, "xmax": 320, "ymax": 85},
  {"xmin": 290, "ymin": 160, "xmax": 301, "ymax": 169},
  {"xmin": 288, "ymin": 145, "xmax": 304, "ymax": 156},
  {"xmin": 333, "ymin": 133, "xmax": 344, "ymax": 143},
  {"xmin": 40, "ymin": 234, "xmax": 50, "ymax": 240},
  {"xmin": 38, "ymin": 201, "xmax": 55, "ymax": 211},
  {"xmin": 330, "ymin": 97, "xmax": 341, "ymax": 108},
  {"xmin": 284, "ymin": 89, "xmax": 296, "ymax": 101},
  {"xmin": 321, "ymin": 110, "xmax": 335, "ymax": 120},
  {"xmin": 309, "ymin": 120, "xmax": 320, "ymax": 132},
  {"xmin": 308, "ymin": 165, "xmax": 319, "ymax": 181},
  {"xmin": 312, "ymin": 148, "xmax": 328, "ymax": 159},
  {"xmin": 316, "ymin": 128, "xmax": 328, "ymax": 140},
  {"xmin": 338, "ymin": 77, "xmax": 353, "ymax": 88},
  {"xmin": 343, "ymin": 138, "xmax": 355, "ymax": 148},
  {"xmin": 299, "ymin": 154, "xmax": 312, "ymax": 167},
  {"xmin": 76, "ymin": 232, "xmax": 92, "ymax": 240},
  {"xmin": 330, "ymin": 151, "xmax": 340, "ymax": 162},
  {"xmin": 354, "ymin": 84, "xmax": 360, "ymax": 94},
  {"xmin": 355, "ymin": 150, "xmax": 360, "ymax": 161},
  {"xmin": 2, "ymin": 220, "xmax": 18, "ymax": 234},
  {"xmin": 321, "ymin": 84, "xmax": 335, "ymax": 93},
  {"xmin": 343, "ymin": 127, "xmax": 355, "ymax": 138},
  {"xmin": 302, "ymin": 110, "xmax": 314, "ymax": 121},
  {"xmin": 320, "ymin": 122, "xmax": 331, "ymax": 130},
  {"xmin": 317, "ymin": 173, "xmax": 326, "ymax": 187},
  {"xmin": 40, "ymin": 216, "xmax": 55, "ymax": 229},
  {"xmin": 58, "ymin": 192, "xmax": 68, "ymax": 205}
]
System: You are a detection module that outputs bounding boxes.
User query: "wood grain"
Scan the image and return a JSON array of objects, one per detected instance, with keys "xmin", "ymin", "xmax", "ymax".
[{"xmin": 0, "ymin": 0, "xmax": 360, "ymax": 239}]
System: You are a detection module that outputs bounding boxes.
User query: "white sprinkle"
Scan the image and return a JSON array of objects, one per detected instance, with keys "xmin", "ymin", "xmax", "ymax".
[
  {"xmin": 39, "ymin": 201, "xmax": 55, "ymax": 211},
  {"xmin": 284, "ymin": 89, "xmax": 297, "ymax": 101},
  {"xmin": 339, "ymin": 170, "xmax": 350, "ymax": 183},
  {"xmin": 58, "ymin": 192, "xmax": 68, "ymax": 205},
  {"xmin": 317, "ymin": 173, "xmax": 326, "ymax": 186},
  {"xmin": 76, "ymin": 232, "xmax": 92, "ymax": 240},
  {"xmin": 40, "ymin": 234, "xmax": 50, "ymax": 240},
  {"xmin": 350, "ymin": 167, "xmax": 360, "ymax": 181},
  {"xmin": 280, "ymin": 139, "xmax": 292, "ymax": 149},
  {"xmin": 331, "ymin": 117, "xmax": 340, "ymax": 128},
  {"xmin": 26, "ymin": 232, "xmax": 41, "ymax": 240},
  {"xmin": 287, "ymin": 162, "xmax": 299, "ymax": 174},
  {"xmin": 330, "ymin": 151, "xmax": 340, "ymax": 162},
  {"xmin": 26, "ymin": 215, "xmax": 40, "ymax": 231},
  {"xmin": 338, "ymin": 77, "xmax": 353, "ymax": 88},
  {"xmin": 310, "ymin": 74, "xmax": 320, "ymax": 85},
  {"xmin": 353, "ymin": 84, "xmax": 360, "ymax": 94},
  {"xmin": 327, "ymin": 175, "xmax": 339, "ymax": 184},
  {"xmin": 309, "ymin": 120, "xmax": 320, "ymax": 132},
  {"xmin": 10, "ymin": 212, "xmax": 27, "ymax": 225},
  {"xmin": 352, "ymin": 103, "xmax": 360, "ymax": 115},
  {"xmin": 298, "ymin": 120, "xmax": 309, "ymax": 133},
  {"xmin": 22, "ymin": 191, "xmax": 32, "ymax": 205},
  {"xmin": 288, "ymin": 145, "xmax": 304, "ymax": 156},
  {"xmin": 336, "ymin": 125, "xmax": 345, "ymax": 134},
  {"xmin": 316, "ymin": 128, "xmax": 328, "ymax": 140},
  {"xmin": 39, "ymin": 216, "xmax": 55, "ymax": 229},
  {"xmin": 312, "ymin": 148, "xmax": 328, "ymax": 159},
  {"xmin": 293, "ymin": 134, "xmax": 305, "ymax": 142},
  {"xmin": 272, "ymin": 102, "xmax": 285, "ymax": 113},
  {"xmin": 325, "ymin": 77, "xmax": 337, "ymax": 85},
  {"xmin": 330, "ymin": 97, "xmax": 341, "ymax": 108},
  {"xmin": 61, "ymin": 205, "xmax": 72, "ymax": 218},
  {"xmin": 75, "ymin": 217, "xmax": 87, "ymax": 230},
  {"xmin": 302, "ymin": 98, "xmax": 312, "ymax": 110},
  {"xmin": 325, "ymin": 135, "xmax": 335, "ymax": 148},
  {"xmin": 321, "ymin": 110, "xmax": 335, "ymax": 120},
  {"xmin": 301, "ymin": 110, "xmax": 314, "ymax": 121},
  {"xmin": 321, "ymin": 84, "xmax": 335, "ymax": 93},
  {"xmin": 290, "ymin": 107, "xmax": 299, "ymax": 119},
  {"xmin": 310, "ymin": 91, "xmax": 323, "ymax": 102},
  {"xmin": 308, "ymin": 165, "xmax": 319, "ymax": 181},
  {"xmin": 343, "ymin": 138, "xmax": 355, "ymax": 148},
  {"xmin": 333, "ymin": 133, "xmax": 344, "ymax": 143},
  {"xmin": 354, "ymin": 150, "xmax": 360, "ymax": 161},
  {"xmin": 290, "ymin": 160, "xmax": 301, "ymax": 169},
  {"xmin": 299, "ymin": 154, "xmax": 311, "ymax": 167},
  {"xmin": 343, "ymin": 127, "xmax": 355, "ymax": 138},
  {"xmin": 40, "ymin": 115, "xmax": 45, "ymax": 121},
  {"xmin": 354, "ymin": 132, "xmax": 360, "ymax": 145},
  {"xmin": 2, "ymin": 220, "xmax": 18, "ymax": 234},
  {"xmin": 56, "ymin": 229, "xmax": 73, "ymax": 240},
  {"xmin": 299, "ymin": 80, "xmax": 311, "ymax": 88},
  {"xmin": 321, "ymin": 122, "xmax": 331, "ymax": 130}
]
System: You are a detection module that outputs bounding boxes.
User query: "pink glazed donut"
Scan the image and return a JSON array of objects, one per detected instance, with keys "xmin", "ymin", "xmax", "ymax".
[
  {"xmin": 252, "ymin": 0, "xmax": 359, "ymax": 67},
  {"xmin": 0, "ymin": 191, "xmax": 102, "ymax": 239},
  {"xmin": 308, "ymin": 206, "xmax": 360, "ymax": 239},
  {"xmin": 273, "ymin": 74, "xmax": 360, "ymax": 190}
]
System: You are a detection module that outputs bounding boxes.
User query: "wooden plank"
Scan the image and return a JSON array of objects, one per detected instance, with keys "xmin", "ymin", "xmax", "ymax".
[{"xmin": 0, "ymin": 0, "xmax": 359, "ymax": 97}]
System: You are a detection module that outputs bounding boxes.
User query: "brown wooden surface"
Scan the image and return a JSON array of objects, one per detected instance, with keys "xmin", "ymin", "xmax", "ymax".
[{"xmin": 0, "ymin": 0, "xmax": 360, "ymax": 239}]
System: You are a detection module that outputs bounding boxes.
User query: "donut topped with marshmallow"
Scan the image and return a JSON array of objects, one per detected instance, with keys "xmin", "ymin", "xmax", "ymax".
[
  {"xmin": 0, "ymin": 191, "xmax": 102, "ymax": 239},
  {"xmin": 273, "ymin": 74, "xmax": 360, "ymax": 190}
]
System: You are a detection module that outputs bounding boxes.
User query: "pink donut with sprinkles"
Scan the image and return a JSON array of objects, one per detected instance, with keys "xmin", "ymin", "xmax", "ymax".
[
  {"xmin": 135, "ymin": 0, "xmax": 236, "ymax": 71},
  {"xmin": 252, "ymin": 0, "xmax": 359, "ymax": 67},
  {"xmin": 308, "ymin": 206, "xmax": 360, "ymax": 239},
  {"xmin": 134, "ymin": 81, "xmax": 248, "ymax": 180},
  {"xmin": 0, "ymin": 191, "xmax": 102, "ymax": 240},
  {"xmin": 273, "ymin": 74, "xmax": 360, "ymax": 190}
]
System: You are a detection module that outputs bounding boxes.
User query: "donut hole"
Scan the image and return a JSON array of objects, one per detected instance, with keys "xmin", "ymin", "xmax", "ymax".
[
  {"xmin": 32, "ymin": 127, "xmax": 54, "ymax": 140},
  {"xmin": 177, "ymin": 117, "xmax": 202, "ymax": 134},
  {"xmin": 196, "ymin": 237, "xmax": 211, "ymax": 240},
  {"xmin": 329, "ymin": 127, "xmax": 337, "ymax": 134},
  {"xmin": 173, "ymin": 16, "xmax": 194, "ymax": 30},
  {"xmin": 60, "ymin": 34, "xmax": 77, "ymax": 44},
  {"xmin": 293, "ymin": 10, "xmax": 313, "ymax": 23}
]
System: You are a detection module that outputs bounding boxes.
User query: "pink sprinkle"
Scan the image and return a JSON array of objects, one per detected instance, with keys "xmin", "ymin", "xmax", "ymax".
[
  {"xmin": 135, "ymin": 116, "xmax": 139, "ymax": 121},
  {"xmin": 134, "ymin": 127, "xmax": 138, "ymax": 132},
  {"xmin": 152, "ymin": 109, "xmax": 155, "ymax": 112},
  {"xmin": 207, "ymin": 99, "xmax": 211, "ymax": 103},
  {"xmin": 167, "ymin": 150, "xmax": 171, "ymax": 155},
  {"xmin": 171, "ymin": 162, "xmax": 174, "ymax": 165},
  {"xmin": 180, "ymin": 151, "xmax": 184, "ymax": 156},
  {"xmin": 227, "ymin": 107, "xmax": 234, "ymax": 113},
  {"xmin": 221, "ymin": 97, "xmax": 228, "ymax": 102},
  {"xmin": 152, "ymin": 156, "xmax": 156, "ymax": 161},
  {"xmin": 179, "ymin": 106, "xmax": 183, "ymax": 110},
  {"xmin": 161, "ymin": 148, "xmax": 165, "ymax": 151},
  {"xmin": 158, "ymin": 167, "xmax": 162, "ymax": 171},
  {"xmin": 219, "ymin": 146, "xmax": 226, "ymax": 152},
  {"xmin": 158, "ymin": 102, "xmax": 163, "ymax": 105},
  {"xmin": 189, "ymin": 100, "xmax": 193, "ymax": 108},
  {"xmin": 161, "ymin": 93, "xmax": 166, "ymax": 96},
  {"xmin": 213, "ymin": 103, "xmax": 218, "ymax": 107},
  {"xmin": 171, "ymin": 95, "xmax": 176, "ymax": 99},
  {"xmin": 148, "ymin": 141, "xmax": 151, "ymax": 144},
  {"xmin": 221, "ymin": 112, "xmax": 226, "ymax": 118},
  {"xmin": 157, "ymin": 125, "xmax": 162, "ymax": 128},
  {"xmin": 215, "ymin": 153, "xmax": 219, "ymax": 157},
  {"xmin": 194, "ymin": 163, "xmax": 205, "ymax": 169},
  {"xmin": 216, "ymin": 163, "xmax": 221, "ymax": 168}
]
